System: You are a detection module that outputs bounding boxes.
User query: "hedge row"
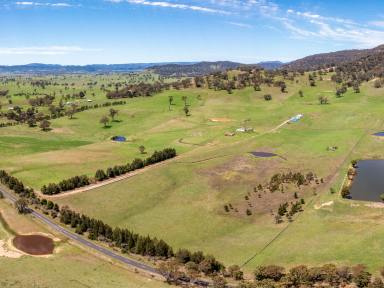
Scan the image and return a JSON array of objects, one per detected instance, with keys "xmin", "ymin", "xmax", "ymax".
[
  {"xmin": 0, "ymin": 170, "xmax": 35, "ymax": 198},
  {"xmin": 41, "ymin": 148, "xmax": 177, "ymax": 195}
]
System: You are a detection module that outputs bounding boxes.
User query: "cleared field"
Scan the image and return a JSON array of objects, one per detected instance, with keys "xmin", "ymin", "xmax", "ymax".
[
  {"xmin": 0, "ymin": 199, "xmax": 167, "ymax": 288},
  {"xmin": 3, "ymin": 72, "xmax": 384, "ymax": 275}
]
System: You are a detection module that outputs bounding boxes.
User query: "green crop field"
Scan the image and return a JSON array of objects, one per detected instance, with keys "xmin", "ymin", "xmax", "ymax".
[{"xmin": 2, "ymin": 70, "xmax": 384, "ymax": 281}]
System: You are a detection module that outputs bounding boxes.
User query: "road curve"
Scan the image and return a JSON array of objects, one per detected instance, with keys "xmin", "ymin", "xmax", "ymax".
[{"xmin": 0, "ymin": 186, "xmax": 160, "ymax": 276}]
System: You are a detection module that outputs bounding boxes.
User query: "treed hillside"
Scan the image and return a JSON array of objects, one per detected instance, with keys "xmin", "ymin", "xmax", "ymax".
[
  {"xmin": 284, "ymin": 44, "xmax": 384, "ymax": 71},
  {"xmin": 335, "ymin": 48, "xmax": 384, "ymax": 82}
]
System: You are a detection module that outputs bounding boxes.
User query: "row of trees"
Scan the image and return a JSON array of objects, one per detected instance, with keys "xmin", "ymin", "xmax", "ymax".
[
  {"xmin": 95, "ymin": 148, "xmax": 177, "ymax": 181},
  {"xmin": 41, "ymin": 148, "xmax": 177, "ymax": 195},
  {"xmin": 0, "ymin": 170, "xmax": 34, "ymax": 198},
  {"xmin": 59, "ymin": 205, "xmax": 174, "ymax": 257},
  {"xmin": 41, "ymin": 175, "xmax": 90, "ymax": 195},
  {"xmin": 251, "ymin": 264, "xmax": 381, "ymax": 288},
  {"xmin": 1, "ymin": 168, "xmax": 226, "ymax": 285}
]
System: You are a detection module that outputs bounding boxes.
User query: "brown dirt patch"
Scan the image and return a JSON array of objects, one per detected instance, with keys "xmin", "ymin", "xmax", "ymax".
[
  {"xmin": 202, "ymin": 155, "xmax": 283, "ymax": 190},
  {"xmin": 13, "ymin": 235, "xmax": 54, "ymax": 256},
  {"xmin": 51, "ymin": 127, "xmax": 74, "ymax": 134},
  {"xmin": 210, "ymin": 118, "xmax": 232, "ymax": 122}
]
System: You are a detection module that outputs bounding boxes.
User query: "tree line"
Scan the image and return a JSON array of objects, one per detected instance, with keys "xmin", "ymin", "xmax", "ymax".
[
  {"xmin": 0, "ymin": 167, "xmax": 226, "ymax": 285},
  {"xmin": 41, "ymin": 148, "xmax": 177, "ymax": 195},
  {"xmin": 106, "ymin": 79, "xmax": 193, "ymax": 99},
  {"xmin": 248, "ymin": 263, "xmax": 382, "ymax": 288}
]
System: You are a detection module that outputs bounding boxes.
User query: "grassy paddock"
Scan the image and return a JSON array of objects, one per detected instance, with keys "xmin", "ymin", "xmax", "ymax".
[{"xmin": 3, "ymin": 73, "xmax": 384, "ymax": 274}]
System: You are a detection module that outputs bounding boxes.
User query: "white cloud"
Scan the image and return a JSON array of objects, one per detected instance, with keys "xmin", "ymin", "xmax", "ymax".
[
  {"xmin": 227, "ymin": 21, "xmax": 252, "ymax": 28},
  {"xmin": 15, "ymin": 1, "xmax": 73, "ymax": 7},
  {"xmin": 0, "ymin": 46, "xmax": 101, "ymax": 55},
  {"xmin": 107, "ymin": 0, "xmax": 231, "ymax": 14},
  {"xmin": 369, "ymin": 21, "xmax": 384, "ymax": 28}
]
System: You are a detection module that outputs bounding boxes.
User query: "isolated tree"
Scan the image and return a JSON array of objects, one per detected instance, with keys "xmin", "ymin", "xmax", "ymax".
[
  {"xmin": 183, "ymin": 106, "xmax": 190, "ymax": 116},
  {"xmin": 15, "ymin": 198, "xmax": 29, "ymax": 214},
  {"xmin": 109, "ymin": 108, "xmax": 118, "ymax": 121},
  {"xmin": 280, "ymin": 82, "xmax": 287, "ymax": 93},
  {"xmin": 27, "ymin": 118, "xmax": 36, "ymax": 127},
  {"xmin": 341, "ymin": 187, "xmax": 350, "ymax": 198},
  {"xmin": 374, "ymin": 79, "xmax": 382, "ymax": 89},
  {"xmin": 318, "ymin": 96, "xmax": 329, "ymax": 105},
  {"xmin": 182, "ymin": 95, "xmax": 188, "ymax": 106},
  {"xmin": 299, "ymin": 90, "xmax": 304, "ymax": 97},
  {"xmin": 100, "ymin": 115, "xmax": 110, "ymax": 127},
  {"xmin": 39, "ymin": 119, "xmax": 51, "ymax": 131},
  {"xmin": 168, "ymin": 95, "xmax": 174, "ymax": 110},
  {"xmin": 264, "ymin": 94, "xmax": 272, "ymax": 101},
  {"xmin": 353, "ymin": 82, "xmax": 360, "ymax": 93},
  {"xmin": 66, "ymin": 103, "xmax": 77, "ymax": 119},
  {"xmin": 139, "ymin": 145, "xmax": 146, "ymax": 154}
]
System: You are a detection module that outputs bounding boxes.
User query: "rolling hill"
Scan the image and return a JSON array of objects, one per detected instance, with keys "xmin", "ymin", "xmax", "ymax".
[{"xmin": 284, "ymin": 44, "xmax": 384, "ymax": 71}]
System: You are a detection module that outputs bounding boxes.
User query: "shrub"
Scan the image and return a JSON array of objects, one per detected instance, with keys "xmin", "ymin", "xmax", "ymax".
[
  {"xmin": 341, "ymin": 187, "xmax": 350, "ymax": 198},
  {"xmin": 254, "ymin": 265, "xmax": 285, "ymax": 281}
]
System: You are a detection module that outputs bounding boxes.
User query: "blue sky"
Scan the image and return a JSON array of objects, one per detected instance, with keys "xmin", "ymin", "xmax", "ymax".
[{"xmin": 1, "ymin": 0, "xmax": 384, "ymax": 65}]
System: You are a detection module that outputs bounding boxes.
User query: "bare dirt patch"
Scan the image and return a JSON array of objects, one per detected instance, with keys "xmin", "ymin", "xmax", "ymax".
[
  {"xmin": 314, "ymin": 201, "xmax": 334, "ymax": 210},
  {"xmin": 51, "ymin": 127, "xmax": 74, "ymax": 134},
  {"xmin": 365, "ymin": 202, "xmax": 384, "ymax": 209},
  {"xmin": 13, "ymin": 235, "xmax": 54, "ymax": 256},
  {"xmin": 209, "ymin": 118, "xmax": 232, "ymax": 123},
  {"xmin": 202, "ymin": 155, "xmax": 282, "ymax": 189},
  {"xmin": 0, "ymin": 239, "xmax": 22, "ymax": 258}
]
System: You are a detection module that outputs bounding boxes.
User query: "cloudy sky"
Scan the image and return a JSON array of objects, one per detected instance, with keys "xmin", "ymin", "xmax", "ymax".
[{"xmin": 1, "ymin": 0, "xmax": 384, "ymax": 64}]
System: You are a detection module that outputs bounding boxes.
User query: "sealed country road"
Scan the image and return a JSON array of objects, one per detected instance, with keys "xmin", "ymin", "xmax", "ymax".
[{"xmin": 0, "ymin": 186, "xmax": 160, "ymax": 276}]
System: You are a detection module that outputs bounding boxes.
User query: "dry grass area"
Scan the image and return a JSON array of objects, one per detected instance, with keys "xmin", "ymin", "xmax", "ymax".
[
  {"xmin": 210, "ymin": 118, "xmax": 233, "ymax": 122},
  {"xmin": 0, "ymin": 200, "xmax": 50, "ymax": 236},
  {"xmin": 201, "ymin": 155, "xmax": 323, "ymax": 218}
]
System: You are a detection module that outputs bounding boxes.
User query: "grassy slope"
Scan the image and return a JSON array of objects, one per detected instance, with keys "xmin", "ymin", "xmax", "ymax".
[
  {"xmin": 3, "ymin": 73, "xmax": 384, "ymax": 273},
  {"xmin": 0, "ymin": 199, "xmax": 167, "ymax": 288},
  {"xmin": 55, "ymin": 78, "xmax": 384, "ymax": 271}
]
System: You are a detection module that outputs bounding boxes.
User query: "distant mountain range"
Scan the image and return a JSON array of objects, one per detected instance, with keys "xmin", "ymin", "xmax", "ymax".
[
  {"xmin": 0, "ymin": 61, "xmax": 284, "ymax": 75},
  {"xmin": 5, "ymin": 43, "xmax": 384, "ymax": 75},
  {"xmin": 0, "ymin": 62, "xmax": 194, "ymax": 74}
]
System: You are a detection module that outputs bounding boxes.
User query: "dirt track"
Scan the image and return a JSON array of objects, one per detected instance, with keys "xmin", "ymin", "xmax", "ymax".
[{"xmin": 36, "ymin": 157, "xmax": 179, "ymax": 199}]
